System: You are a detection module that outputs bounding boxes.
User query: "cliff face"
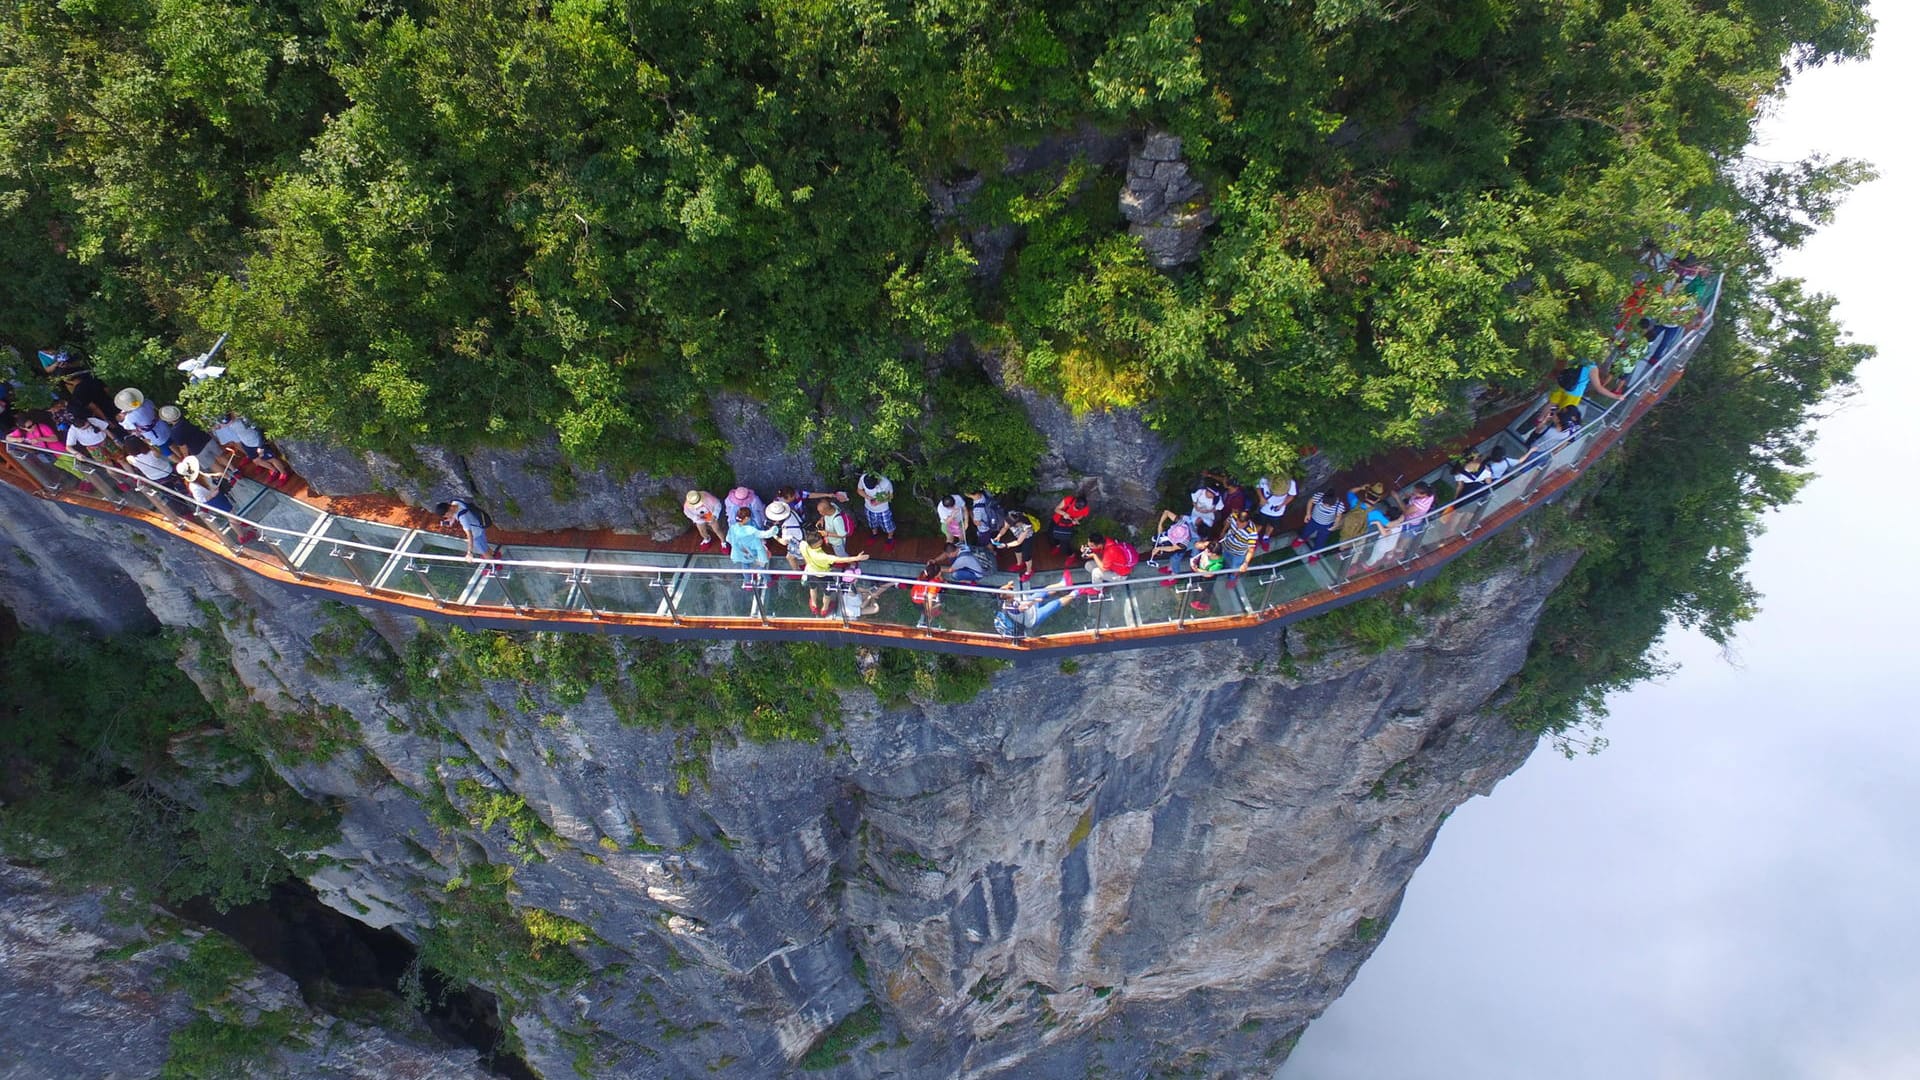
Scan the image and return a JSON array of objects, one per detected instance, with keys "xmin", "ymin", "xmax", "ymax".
[{"xmin": 0, "ymin": 485, "xmax": 1567, "ymax": 1078}]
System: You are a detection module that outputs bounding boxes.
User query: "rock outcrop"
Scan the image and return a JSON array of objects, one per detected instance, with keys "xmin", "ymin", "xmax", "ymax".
[
  {"xmin": 0, "ymin": 863, "xmax": 487, "ymax": 1080},
  {"xmin": 0, "ymin": 481, "xmax": 1567, "ymax": 1078},
  {"xmin": 1121, "ymin": 132, "xmax": 1217, "ymax": 270}
]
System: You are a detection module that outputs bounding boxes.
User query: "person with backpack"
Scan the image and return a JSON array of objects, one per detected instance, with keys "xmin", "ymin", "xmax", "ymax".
[
  {"xmin": 1335, "ymin": 484, "xmax": 1384, "ymax": 574},
  {"xmin": 1081, "ymin": 533, "xmax": 1139, "ymax": 590},
  {"xmin": 1049, "ymin": 493, "xmax": 1092, "ymax": 554},
  {"xmin": 1547, "ymin": 359, "xmax": 1623, "ymax": 411},
  {"xmin": 932, "ymin": 542, "xmax": 991, "ymax": 585},
  {"xmin": 991, "ymin": 510, "xmax": 1039, "ymax": 582},
  {"xmin": 1149, "ymin": 513, "xmax": 1195, "ymax": 578},
  {"xmin": 993, "ymin": 581, "xmax": 1080, "ymax": 637},
  {"xmin": 1387, "ymin": 481, "xmax": 1437, "ymax": 559},
  {"xmin": 966, "ymin": 489, "xmax": 1006, "ymax": 549},
  {"xmin": 435, "ymin": 498, "xmax": 500, "ymax": 564},
  {"xmin": 855, "ymin": 472, "xmax": 897, "ymax": 551},
  {"xmin": 816, "ymin": 497, "xmax": 853, "ymax": 557}
]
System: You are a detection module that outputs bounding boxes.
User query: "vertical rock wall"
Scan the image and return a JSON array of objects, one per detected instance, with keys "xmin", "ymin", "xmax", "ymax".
[{"xmin": 0, "ymin": 483, "xmax": 1565, "ymax": 1078}]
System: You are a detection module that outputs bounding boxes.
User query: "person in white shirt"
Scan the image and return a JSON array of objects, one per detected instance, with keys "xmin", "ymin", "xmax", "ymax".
[
  {"xmin": 1253, "ymin": 476, "xmax": 1296, "ymax": 551},
  {"xmin": 855, "ymin": 472, "xmax": 896, "ymax": 550}
]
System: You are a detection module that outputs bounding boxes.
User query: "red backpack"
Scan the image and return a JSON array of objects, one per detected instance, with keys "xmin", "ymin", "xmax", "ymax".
[{"xmin": 1106, "ymin": 541, "xmax": 1139, "ymax": 575}]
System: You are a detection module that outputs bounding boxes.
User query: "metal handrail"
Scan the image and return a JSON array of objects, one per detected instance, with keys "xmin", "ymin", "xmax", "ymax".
[{"xmin": 0, "ymin": 274, "xmax": 1720, "ymax": 651}]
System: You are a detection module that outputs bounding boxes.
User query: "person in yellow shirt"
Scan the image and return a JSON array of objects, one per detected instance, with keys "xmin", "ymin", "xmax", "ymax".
[{"xmin": 798, "ymin": 530, "xmax": 869, "ymax": 615}]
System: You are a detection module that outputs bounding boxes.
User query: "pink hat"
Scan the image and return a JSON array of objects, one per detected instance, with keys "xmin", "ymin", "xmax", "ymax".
[
  {"xmin": 728, "ymin": 486, "xmax": 753, "ymax": 501},
  {"xmin": 1165, "ymin": 522, "xmax": 1191, "ymax": 544}
]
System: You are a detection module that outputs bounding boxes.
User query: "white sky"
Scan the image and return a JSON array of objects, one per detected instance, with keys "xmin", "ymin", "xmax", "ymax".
[{"xmin": 1283, "ymin": 4, "xmax": 1920, "ymax": 1078}]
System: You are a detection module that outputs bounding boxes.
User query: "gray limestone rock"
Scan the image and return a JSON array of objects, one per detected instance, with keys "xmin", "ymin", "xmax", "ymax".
[
  {"xmin": 1120, "ymin": 131, "xmax": 1217, "ymax": 269},
  {"xmin": 0, "ymin": 863, "xmax": 487, "ymax": 1080},
  {"xmin": 0, "ymin": 478, "xmax": 1579, "ymax": 1079},
  {"xmin": 710, "ymin": 390, "xmax": 823, "ymax": 493}
]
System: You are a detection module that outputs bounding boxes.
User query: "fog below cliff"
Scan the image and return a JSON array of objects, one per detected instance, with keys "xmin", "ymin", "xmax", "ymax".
[{"xmin": 1285, "ymin": 11, "xmax": 1920, "ymax": 1076}]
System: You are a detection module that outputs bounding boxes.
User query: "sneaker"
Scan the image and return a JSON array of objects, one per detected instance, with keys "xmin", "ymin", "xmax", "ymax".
[
  {"xmin": 1019, "ymin": 569, "xmax": 1032, "ymax": 583},
  {"xmin": 1258, "ymin": 538, "xmax": 1272, "ymax": 552},
  {"xmin": 1157, "ymin": 565, "xmax": 1172, "ymax": 575},
  {"xmin": 1077, "ymin": 586, "xmax": 1101, "ymax": 598},
  {"xmin": 885, "ymin": 537, "xmax": 896, "ymax": 551},
  {"xmin": 699, "ymin": 538, "xmax": 712, "ymax": 547},
  {"xmin": 1290, "ymin": 538, "xmax": 1307, "ymax": 549},
  {"xmin": 1306, "ymin": 554, "xmax": 1319, "ymax": 564},
  {"xmin": 1190, "ymin": 601, "xmax": 1211, "ymax": 611}
]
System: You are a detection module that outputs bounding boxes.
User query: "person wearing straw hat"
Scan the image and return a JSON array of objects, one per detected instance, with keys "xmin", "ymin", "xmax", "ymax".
[
  {"xmin": 723, "ymin": 485, "xmax": 766, "ymax": 529},
  {"xmin": 156, "ymin": 405, "xmax": 221, "ymax": 470},
  {"xmin": 766, "ymin": 498, "xmax": 807, "ymax": 571},
  {"xmin": 176, "ymin": 457, "xmax": 261, "ymax": 543},
  {"xmin": 113, "ymin": 387, "xmax": 156, "ymax": 437},
  {"xmin": 683, "ymin": 489, "xmax": 726, "ymax": 548}
]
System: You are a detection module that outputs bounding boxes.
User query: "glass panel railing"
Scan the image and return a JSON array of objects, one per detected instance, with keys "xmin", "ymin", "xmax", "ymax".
[
  {"xmin": 388, "ymin": 532, "xmax": 484, "ymax": 605},
  {"xmin": 238, "ymin": 486, "xmax": 325, "ymax": 541},
  {"xmin": 297, "ymin": 518, "xmax": 408, "ymax": 589},
  {"xmin": 468, "ymin": 546, "xmax": 583, "ymax": 613},
  {"xmin": 676, "ymin": 555, "xmax": 767, "ymax": 620},
  {"xmin": 577, "ymin": 550, "xmax": 682, "ymax": 616}
]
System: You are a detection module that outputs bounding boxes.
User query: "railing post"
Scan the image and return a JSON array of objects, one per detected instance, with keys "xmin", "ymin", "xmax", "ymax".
[
  {"xmin": 406, "ymin": 560, "xmax": 447, "ymax": 609},
  {"xmin": 572, "ymin": 569, "xmax": 600, "ymax": 618},
  {"xmin": 332, "ymin": 547, "xmax": 373, "ymax": 592},
  {"xmin": 261, "ymin": 537, "xmax": 308, "ymax": 581}
]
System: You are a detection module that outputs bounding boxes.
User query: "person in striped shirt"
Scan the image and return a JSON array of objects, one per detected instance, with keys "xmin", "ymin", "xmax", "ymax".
[
  {"xmin": 1219, "ymin": 507, "xmax": 1260, "ymax": 582},
  {"xmin": 1292, "ymin": 489, "xmax": 1345, "ymax": 562}
]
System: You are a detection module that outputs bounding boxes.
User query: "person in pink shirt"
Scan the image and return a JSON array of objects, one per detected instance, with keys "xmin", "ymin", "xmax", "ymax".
[
  {"xmin": 683, "ymin": 489, "xmax": 727, "ymax": 548},
  {"xmin": 1389, "ymin": 481, "xmax": 1437, "ymax": 559}
]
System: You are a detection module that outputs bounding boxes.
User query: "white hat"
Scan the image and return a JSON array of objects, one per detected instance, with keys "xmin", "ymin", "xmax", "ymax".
[
  {"xmin": 175, "ymin": 458, "xmax": 204, "ymax": 480},
  {"xmin": 765, "ymin": 500, "xmax": 792, "ymax": 522},
  {"xmin": 114, "ymin": 388, "xmax": 145, "ymax": 411},
  {"xmin": 683, "ymin": 489, "xmax": 705, "ymax": 507},
  {"xmin": 158, "ymin": 405, "xmax": 182, "ymax": 423}
]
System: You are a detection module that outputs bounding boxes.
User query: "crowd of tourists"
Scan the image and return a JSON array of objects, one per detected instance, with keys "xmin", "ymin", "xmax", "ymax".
[{"xmin": 2, "ymin": 249, "xmax": 1711, "ymax": 635}]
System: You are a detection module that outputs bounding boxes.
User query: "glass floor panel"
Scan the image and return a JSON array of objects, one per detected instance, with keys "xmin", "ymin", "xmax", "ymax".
[
  {"xmin": 577, "ymin": 550, "xmax": 684, "ymax": 616},
  {"xmin": 676, "ymin": 555, "xmax": 767, "ymax": 621},
  {"xmin": 236, "ymin": 487, "xmax": 325, "ymax": 545},
  {"xmin": 386, "ymin": 531, "xmax": 483, "ymax": 602},
  {"xmin": 298, "ymin": 517, "xmax": 410, "ymax": 588},
  {"xmin": 468, "ymin": 546, "xmax": 583, "ymax": 612}
]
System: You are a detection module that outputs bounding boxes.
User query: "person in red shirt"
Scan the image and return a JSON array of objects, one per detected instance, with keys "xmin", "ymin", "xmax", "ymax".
[
  {"xmin": 1081, "ymin": 533, "xmax": 1140, "ymax": 589},
  {"xmin": 1049, "ymin": 493, "xmax": 1091, "ymax": 554}
]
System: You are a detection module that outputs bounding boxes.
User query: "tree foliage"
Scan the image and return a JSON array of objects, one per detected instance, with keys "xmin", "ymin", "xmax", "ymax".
[
  {"xmin": 0, "ymin": 0, "xmax": 1874, "ymax": 492},
  {"xmin": 0, "ymin": 620, "xmax": 339, "ymax": 912}
]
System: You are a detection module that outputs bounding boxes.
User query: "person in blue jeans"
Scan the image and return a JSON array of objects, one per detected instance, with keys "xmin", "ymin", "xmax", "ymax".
[{"xmin": 995, "ymin": 582, "xmax": 1081, "ymax": 636}]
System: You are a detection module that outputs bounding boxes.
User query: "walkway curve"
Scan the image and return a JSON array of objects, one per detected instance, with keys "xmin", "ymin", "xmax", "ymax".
[{"xmin": 1, "ymin": 282, "xmax": 1720, "ymax": 658}]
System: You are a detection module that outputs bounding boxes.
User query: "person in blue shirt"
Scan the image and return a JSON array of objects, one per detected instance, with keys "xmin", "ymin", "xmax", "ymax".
[{"xmin": 1547, "ymin": 360, "xmax": 1624, "ymax": 410}]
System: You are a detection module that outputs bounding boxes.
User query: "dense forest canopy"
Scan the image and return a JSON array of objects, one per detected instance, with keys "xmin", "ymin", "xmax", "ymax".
[{"xmin": 0, "ymin": 0, "xmax": 1874, "ymax": 490}]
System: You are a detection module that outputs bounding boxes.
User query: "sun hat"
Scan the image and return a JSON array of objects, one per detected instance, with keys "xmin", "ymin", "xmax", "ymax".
[
  {"xmin": 175, "ymin": 458, "xmax": 203, "ymax": 480},
  {"xmin": 158, "ymin": 405, "xmax": 182, "ymax": 423},
  {"xmin": 765, "ymin": 500, "xmax": 791, "ymax": 522},
  {"xmin": 728, "ymin": 486, "xmax": 753, "ymax": 501},
  {"xmin": 1165, "ymin": 521, "xmax": 1191, "ymax": 544},
  {"xmin": 114, "ymin": 388, "xmax": 145, "ymax": 411},
  {"xmin": 683, "ymin": 489, "xmax": 705, "ymax": 507}
]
